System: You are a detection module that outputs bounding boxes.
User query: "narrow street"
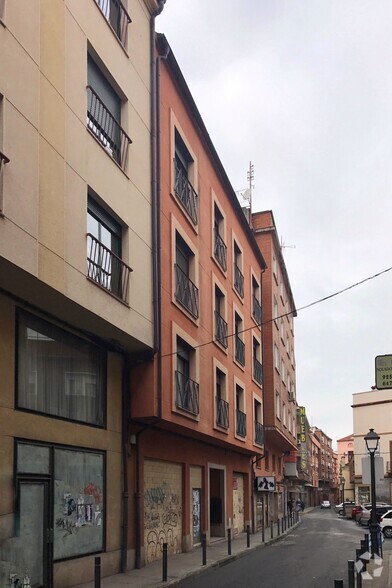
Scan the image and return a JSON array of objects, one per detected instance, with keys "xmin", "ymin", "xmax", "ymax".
[{"xmin": 178, "ymin": 510, "xmax": 366, "ymax": 588}]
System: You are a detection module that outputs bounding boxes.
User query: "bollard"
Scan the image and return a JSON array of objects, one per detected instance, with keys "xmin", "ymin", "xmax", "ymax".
[
  {"xmin": 162, "ymin": 542, "xmax": 168, "ymax": 582},
  {"xmin": 246, "ymin": 524, "xmax": 250, "ymax": 548},
  {"xmin": 202, "ymin": 532, "xmax": 207, "ymax": 565},
  {"xmin": 270, "ymin": 521, "xmax": 274, "ymax": 539},
  {"xmin": 261, "ymin": 524, "xmax": 265, "ymax": 543},
  {"xmin": 356, "ymin": 549, "xmax": 362, "ymax": 588},
  {"xmin": 334, "ymin": 581, "xmax": 343, "ymax": 588},
  {"xmin": 348, "ymin": 559, "xmax": 355, "ymax": 588},
  {"xmin": 360, "ymin": 540, "xmax": 367, "ymax": 573},
  {"xmin": 94, "ymin": 556, "xmax": 101, "ymax": 588},
  {"xmin": 227, "ymin": 528, "xmax": 232, "ymax": 555}
]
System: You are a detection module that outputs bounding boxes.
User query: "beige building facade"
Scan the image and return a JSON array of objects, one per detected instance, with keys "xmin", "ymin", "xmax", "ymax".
[
  {"xmin": 353, "ymin": 389, "xmax": 392, "ymax": 505},
  {"xmin": 0, "ymin": 1, "xmax": 163, "ymax": 585}
]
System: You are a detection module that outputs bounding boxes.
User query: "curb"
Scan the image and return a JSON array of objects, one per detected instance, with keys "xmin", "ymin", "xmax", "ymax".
[{"xmin": 161, "ymin": 520, "xmax": 302, "ymax": 587}]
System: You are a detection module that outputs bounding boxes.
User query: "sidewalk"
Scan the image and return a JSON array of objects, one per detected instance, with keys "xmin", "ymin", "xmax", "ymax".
[{"xmin": 75, "ymin": 510, "xmax": 309, "ymax": 588}]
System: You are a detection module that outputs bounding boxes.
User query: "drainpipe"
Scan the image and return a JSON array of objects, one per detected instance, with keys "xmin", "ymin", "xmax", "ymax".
[{"xmin": 121, "ymin": 356, "xmax": 130, "ymax": 572}]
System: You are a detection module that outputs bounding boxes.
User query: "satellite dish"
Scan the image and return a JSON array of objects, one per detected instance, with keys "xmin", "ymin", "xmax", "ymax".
[{"xmin": 242, "ymin": 188, "xmax": 251, "ymax": 201}]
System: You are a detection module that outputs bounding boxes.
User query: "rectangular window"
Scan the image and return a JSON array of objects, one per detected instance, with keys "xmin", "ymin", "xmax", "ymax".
[
  {"xmin": 214, "ymin": 285, "xmax": 228, "ymax": 348},
  {"xmin": 95, "ymin": 0, "xmax": 131, "ymax": 49},
  {"xmin": 216, "ymin": 368, "xmax": 229, "ymax": 428},
  {"xmin": 273, "ymin": 254, "xmax": 277, "ymax": 279},
  {"xmin": 174, "ymin": 129, "xmax": 198, "ymax": 224},
  {"xmin": 253, "ymin": 337, "xmax": 262, "ymax": 385},
  {"xmin": 17, "ymin": 310, "xmax": 106, "ymax": 426},
  {"xmin": 282, "ymin": 402, "xmax": 287, "ymax": 427},
  {"xmin": 254, "ymin": 399, "xmax": 263, "ymax": 445},
  {"xmin": 274, "ymin": 343, "xmax": 279, "ymax": 371},
  {"xmin": 274, "ymin": 296, "xmax": 279, "ymax": 321},
  {"xmin": 213, "ymin": 203, "xmax": 227, "ymax": 271},
  {"xmin": 175, "ymin": 336, "xmax": 199, "ymax": 415},
  {"xmin": 252, "ymin": 276, "xmax": 262, "ymax": 325},
  {"xmin": 87, "ymin": 55, "xmax": 131, "ymax": 170},
  {"xmin": 175, "ymin": 232, "xmax": 199, "ymax": 318},
  {"xmin": 281, "ymin": 361, "xmax": 285, "ymax": 385},
  {"xmin": 233, "ymin": 241, "xmax": 244, "ymax": 298},
  {"xmin": 235, "ymin": 384, "xmax": 246, "ymax": 437},
  {"xmin": 275, "ymin": 392, "xmax": 280, "ymax": 420},
  {"xmin": 234, "ymin": 312, "xmax": 245, "ymax": 366},
  {"xmin": 87, "ymin": 196, "xmax": 131, "ymax": 303}
]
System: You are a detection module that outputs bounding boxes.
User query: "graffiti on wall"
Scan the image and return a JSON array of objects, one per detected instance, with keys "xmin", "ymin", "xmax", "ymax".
[
  {"xmin": 55, "ymin": 484, "xmax": 102, "ymax": 538},
  {"xmin": 144, "ymin": 481, "xmax": 182, "ymax": 563}
]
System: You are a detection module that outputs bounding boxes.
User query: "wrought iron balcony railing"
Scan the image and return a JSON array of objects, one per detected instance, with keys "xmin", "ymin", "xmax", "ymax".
[
  {"xmin": 253, "ymin": 356, "xmax": 262, "ymax": 385},
  {"xmin": 87, "ymin": 233, "xmax": 131, "ymax": 303},
  {"xmin": 234, "ymin": 263, "xmax": 244, "ymax": 298},
  {"xmin": 235, "ymin": 335, "xmax": 245, "ymax": 366},
  {"xmin": 214, "ymin": 229, "xmax": 227, "ymax": 271},
  {"xmin": 214, "ymin": 311, "xmax": 228, "ymax": 348},
  {"xmin": 216, "ymin": 396, "xmax": 229, "ymax": 429},
  {"xmin": 236, "ymin": 409, "xmax": 246, "ymax": 437},
  {"xmin": 176, "ymin": 371, "xmax": 199, "ymax": 415},
  {"xmin": 95, "ymin": 0, "xmax": 131, "ymax": 48},
  {"xmin": 255, "ymin": 421, "xmax": 264, "ymax": 445},
  {"xmin": 252, "ymin": 294, "xmax": 262, "ymax": 325},
  {"xmin": 87, "ymin": 85, "xmax": 132, "ymax": 170},
  {"xmin": 175, "ymin": 264, "xmax": 199, "ymax": 318},
  {"xmin": 174, "ymin": 159, "xmax": 198, "ymax": 225}
]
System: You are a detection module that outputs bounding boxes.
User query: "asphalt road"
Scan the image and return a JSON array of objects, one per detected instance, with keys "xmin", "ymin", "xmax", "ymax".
[{"xmin": 178, "ymin": 509, "xmax": 368, "ymax": 588}]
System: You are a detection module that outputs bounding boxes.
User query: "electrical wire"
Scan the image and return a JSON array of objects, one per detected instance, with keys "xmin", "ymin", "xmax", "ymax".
[{"xmin": 161, "ymin": 265, "xmax": 392, "ymax": 359}]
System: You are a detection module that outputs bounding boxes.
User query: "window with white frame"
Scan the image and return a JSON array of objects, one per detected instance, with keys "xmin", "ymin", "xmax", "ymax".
[
  {"xmin": 235, "ymin": 384, "xmax": 246, "ymax": 437},
  {"xmin": 174, "ymin": 129, "xmax": 198, "ymax": 225},
  {"xmin": 213, "ymin": 202, "xmax": 227, "ymax": 271},
  {"xmin": 282, "ymin": 402, "xmax": 287, "ymax": 427},
  {"xmin": 281, "ymin": 361, "xmax": 285, "ymax": 385},
  {"xmin": 288, "ymin": 409, "xmax": 292, "ymax": 433},
  {"xmin": 274, "ymin": 343, "xmax": 279, "ymax": 371},
  {"xmin": 273, "ymin": 296, "xmax": 278, "ymax": 321},
  {"xmin": 280, "ymin": 318, "xmax": 284, "ymax": 341},
  {"xmin": 273, "ymin": 254, "xmax": 277, "ymax": 279},
  {"xmin": 175, "ymin": 336, "xmax": 199, "ymax": 415},
  {"xmin": 174, "ymin": 231, "xmax": 199, "ymax": 318},
  {"xmin": 215, "ymin": 366, "xmax": 228, "ymax": 428},
  {"xmin": 275, "ymin": 392, "xmax": 281, "ymax": 420}
]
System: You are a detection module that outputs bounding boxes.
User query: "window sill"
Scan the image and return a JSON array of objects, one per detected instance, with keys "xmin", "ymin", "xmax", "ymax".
[{"xmin": 86, "ymin": 276, "xmax": 130, "ymax": 307}]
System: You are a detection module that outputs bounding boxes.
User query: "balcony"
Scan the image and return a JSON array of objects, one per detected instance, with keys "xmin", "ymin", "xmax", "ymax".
[
  {"xmin": 87, "ymin": 233, "xmax": 131, "ymax": 303},
  {"xmin": 174, "ymin": 159, "xmax": 198, "ymax": 225},
  {"xmin": 253, "ymin": 356, "xmax": 262, "ymax": 385},
  {"xmin": 175, "ymin": 264, "xmax": 199, "ymax": 318},
  {"xmin": 95, "ymin": 0, "xmax": 131, "ymax": 49},
  {"xmin": 236, "ymin": 409, "xmax": 246, "ymax": 438},
  {"xmin": 214, "ymin": 229, "xmax": 227, "ymax": 271},
  {"xmin": 235, "ymin": 335, "xmax": 245, "ymax": 366},
  {"xmin": 216, "ymin": 397, "xmax": 229, "ymax": 429},
  {"xmin": 254, "ymin": 421, "xmax": 264, "ymax": 445},
  {"xmin": 252, "ymin": 295, "xmax": 262, "ymax": 325},
  {"xmin": 234, "ymin": 263, "xmax": 244, "ymax": 298},
  {"xmin": 87, "ymin": 85, "xmax": 131, "ymax": 171},
  {"xmin": 215, "ymin": 311, "xmax": 228, "ymax": 348},
  {"xmin": 175, "ymin": 371, "xmax": 199, "ymax": 415}
]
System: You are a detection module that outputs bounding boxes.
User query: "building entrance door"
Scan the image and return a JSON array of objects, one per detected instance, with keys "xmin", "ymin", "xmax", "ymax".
[{"xmin": 12, "ymin": 479, "xmax": 52, "ymax": 587}]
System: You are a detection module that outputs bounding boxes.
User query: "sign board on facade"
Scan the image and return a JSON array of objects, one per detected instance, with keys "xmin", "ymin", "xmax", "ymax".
[
  {"xmin": 361, "ymin": 456, "xmax": 384, "ymax": 486},
  {"xmin": 256, "ymin": 476, "xmax": 275, "ymax": 492},
  {"xmin": 296, "ymin": 406, "xmax": 308, "ymax": 472},
  {"xmin": 375, "ymin": 354, "xmax": 392, "ymax": 389}
]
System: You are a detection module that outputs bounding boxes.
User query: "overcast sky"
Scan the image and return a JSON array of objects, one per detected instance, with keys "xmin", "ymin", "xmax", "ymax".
[{"xmin": 158, "ymin": 1, "xmax": 392, "ymax": 447}]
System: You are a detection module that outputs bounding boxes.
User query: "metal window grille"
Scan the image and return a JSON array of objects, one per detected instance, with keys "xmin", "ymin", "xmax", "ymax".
[
  {"xmin": 87, "ymin": 233, "xmax": 131, "ymax": 303},
  {"xmin": 216, "ymin": 396, "xmax": 229, "ymax": 428},
  {"xmin": 252, "ymin": 295, "xmax": 262, "ymax": 325},
  {"xmin": 255, "ymin": 421, "xmax": 264, "ymax": 445},
  {"xmin": 235, "ymin": 335, "xmax": 245, "ymax": 366},
  {"xmin": 175, "ymin": 371, "xmax": 199, "ymax": 415},
  {"xmin": 214, "ymin": 311, "xmax": 228, "ymax": 348},
  {"xmin": 174, "ymin": 263, "xmax": 199, "ymax": 318},
  {"xmin": 214, "ymin": 229, "xmax": 227, "ymax": 271},
  {"xmin": 236, "ymin": 409, "xmax": 246, "ymax": 437},
  {"xmin": 253, "ymin": 356, "xmax": 262, "ymax": 385},
  {"xmin": 174, "ymin": 158, "xmax": 198, "ymax": 225},
  {"xmin": 95, "ymin": 0, "xmax": 131, "ymax": 48},
  {"xmin": 234, "ymin": 263, "xmax": 244, "ymax": 298}
]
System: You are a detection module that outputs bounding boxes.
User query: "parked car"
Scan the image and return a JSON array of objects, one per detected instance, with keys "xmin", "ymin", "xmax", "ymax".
[
  {"xmin": 380, "ymin": 509, "xmax": 392, "ymax": 538},
  {"xmin": 355, "ymin": 504, "xmax": 372, "ymax": 523},
  {"xmin": 358, "ymin": 504, "xmax": 392, "ymax": 526},
  {"xmin": 321, "ymin": 500, "xmax": 331, "ymax": 509},
  {"xmin": 351, "ymin": 505, "xmax": 363, "ymax": 520},
  {"xmin": 335, "ymin": 500, "xmax": 355, "ymax": 515}
]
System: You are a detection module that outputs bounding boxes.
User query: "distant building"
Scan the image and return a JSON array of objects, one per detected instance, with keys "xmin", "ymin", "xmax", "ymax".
[
  {"xmin": 352, "ymin": 389, "xmax": 392, "ymax": 504},
  {"xmin": 337, "ymin": 434, "xmax": 355, "ymax": 503},
  {"xmin": 310, "ymin": 427, "xmax": 338, "ymax": 502}
]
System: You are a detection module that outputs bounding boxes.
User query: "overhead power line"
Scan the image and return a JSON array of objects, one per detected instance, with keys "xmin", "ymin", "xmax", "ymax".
[{"xmin": 161, "ymin": 265, "xmax": 392, "ymax": 359}]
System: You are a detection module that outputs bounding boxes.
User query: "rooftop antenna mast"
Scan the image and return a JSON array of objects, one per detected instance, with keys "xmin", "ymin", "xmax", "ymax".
[{"xmin": 245, "ymin": 161, "xmax": 254, "ymax": 213}]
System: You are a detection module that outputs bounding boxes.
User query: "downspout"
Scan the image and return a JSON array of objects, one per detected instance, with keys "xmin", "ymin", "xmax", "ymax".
[
  {"xmin": 132, "ymin": 1, "xmax": 167, "ymax": 570},
  {"xmin": 121, "ymin": 356, "xmax": 130, "ymax": 572},
  {"xmin": 250, "ymin": 266, "xmax": 266, "ymax": 533}
]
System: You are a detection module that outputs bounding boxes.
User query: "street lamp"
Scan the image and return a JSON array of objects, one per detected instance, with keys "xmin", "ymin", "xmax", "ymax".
[
  {"xmin": 364, "ymin": 428, "xmax": 380, "ymax": 557},
  {"xmin": 340, "ymin": 476, "xmax": 346, "ymax": 517}
]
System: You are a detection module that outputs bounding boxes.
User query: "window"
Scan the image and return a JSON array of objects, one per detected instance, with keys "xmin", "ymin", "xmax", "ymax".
[
  {"xmin": 281, "ymin": 361, "xmax": 285, "ymax": 385},
  {"xmin": 235, "ymin": 384, "xmax": 246, "ymax": 437},
  {"xmin": 273, "ymin": 254, "xmax": 277, "ymax": 279},
  {"xmin": 280, "ymin": 318, "xmax": 284, "ymax": 341},
  {"xmin": 175, "ymin": 232, "xmax": 199, "ymax": 318},
  {"xmin": 87, "ymin": 196, "xmax": 131, "ymax": 302},
  {"xmin": 215, "ymin": 367, "xmax": 229, "ymax": 428},
  {"xmin": 279, "ymin": 280, "xmax": 284, "ymax": 301},
  {"xmin": 275, "ymin": 392, "xmax": 280, "ymax": 420},
  {"xmin": 286, "ymin": 335, "xmax": 290, "ymax": 356},
  {"xmin": 252, "ymin": 275, "xmax": 262, "ymax": 325},
  {"xmin": 274, "ymin": 344, "xmax": 280, "ymax": 371},
  {"xmin": 175, "ymin": 336, "xmax": 199, "ymax": 415},
  {"xmin": 87, "ymin": 55, "xmax": 131, "ymax": 170},
  {"xmin": 214, "ymin": 285, "xmax": 228, "ymax": 348},
  {"xmin": 252, "ymin": 337, "xmax": 262, "ymax": 385},
  {"xmin": 288, "ymin": 409, "xmax": 292, "ymax": 433},
  {"xmin": 94, "ymin": 0, "xmax": 131, "ymax": 49},
  {"xmin": 17, "ymin": 310, "xmax": 105, "ymax": 426},
  {"xmin": 254, "ymin": 399, "xmax": 263, "ymax": 445},
  {"xmin": 233, "ymin": 240, "xmax": 244, "ymax": 298},
  {"xmin": 234, "ymin": 312, "xmax": 245, "ymax": 366},
  {"xmin": 273, "ymin": 296, "xmax": 278, "ymax": 322},
  {"xmin": 213, "ymin": 203, "xmax": 227, "ymax": 271},
  {"xmin": 0, "ymin": 94, "xmax": 9, "ymax": 214},
  {"xmin": 282, "ymin": 402, "xmax": 287, "ymax": 427},
  {"xmin": 174, "ymin": 130, "xmax": 198, "ymax": 224}
]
